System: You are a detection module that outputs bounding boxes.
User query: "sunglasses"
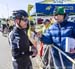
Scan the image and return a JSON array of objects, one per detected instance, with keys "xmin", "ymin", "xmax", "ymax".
[{"xmin": 21, "ymin": 18, "xmax": 29, "ymax": 23}]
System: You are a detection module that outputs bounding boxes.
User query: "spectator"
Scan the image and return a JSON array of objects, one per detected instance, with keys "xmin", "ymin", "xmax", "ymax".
[{"xmin": 38, "ymin": 7, "xmax": 75, "ymax": 69}]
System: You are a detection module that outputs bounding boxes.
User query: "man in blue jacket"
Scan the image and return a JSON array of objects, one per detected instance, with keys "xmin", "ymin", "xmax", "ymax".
[{"xmin": 39, "ymin": 7, "xmax": 75, "ymax": 69}]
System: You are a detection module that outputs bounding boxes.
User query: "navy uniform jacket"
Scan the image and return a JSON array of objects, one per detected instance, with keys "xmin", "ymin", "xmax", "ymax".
[{"xmin": 9, "ymin": 27, "xmax": 33, "ymax": 59}]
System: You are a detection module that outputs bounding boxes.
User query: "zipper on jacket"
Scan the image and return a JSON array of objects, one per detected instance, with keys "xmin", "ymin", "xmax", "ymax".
[{"xmin": 58, "ymin": 24, "xmax": 61, "ymax": 46}]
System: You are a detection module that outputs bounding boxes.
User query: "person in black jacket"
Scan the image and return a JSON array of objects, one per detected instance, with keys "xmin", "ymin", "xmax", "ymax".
[{"xmin": 9, "ymin": 10, "xmax": 37, "ymax": 69}]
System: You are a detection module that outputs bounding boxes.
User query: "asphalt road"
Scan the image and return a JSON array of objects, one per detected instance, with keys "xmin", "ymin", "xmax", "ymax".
[{"xmin": 0, "ymin": 32, "xmax": 13, "ymax": 69}]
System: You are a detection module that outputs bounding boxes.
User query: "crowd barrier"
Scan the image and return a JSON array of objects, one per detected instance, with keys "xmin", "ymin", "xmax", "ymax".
[{"xmin": 42, "ymin": 44, "xmax": 75, "ymax": 69}]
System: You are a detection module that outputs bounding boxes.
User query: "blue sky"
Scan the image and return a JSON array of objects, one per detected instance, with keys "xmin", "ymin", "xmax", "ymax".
[{"xmin": 0, "ymin": 0, "xmax": 43, "ymax": 18}]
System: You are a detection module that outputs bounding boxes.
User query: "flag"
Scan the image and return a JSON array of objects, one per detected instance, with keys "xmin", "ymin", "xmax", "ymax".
[{"xmin": 28, "ymin": 4, "xmax": 33, "ymax": 15}]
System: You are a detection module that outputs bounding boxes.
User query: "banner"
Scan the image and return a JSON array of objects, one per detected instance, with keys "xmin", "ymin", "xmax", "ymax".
[{"xmin": 36, "ymin": 3, "xmax": 75, "ymax": 15}]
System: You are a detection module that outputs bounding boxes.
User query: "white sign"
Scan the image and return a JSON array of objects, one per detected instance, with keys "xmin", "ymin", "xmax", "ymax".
[{"xmin": 65, "ymin": 37, "xmax": 75, "ymax": 52}]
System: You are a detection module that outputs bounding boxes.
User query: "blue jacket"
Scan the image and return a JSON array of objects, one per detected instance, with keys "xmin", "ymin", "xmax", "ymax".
[{"xmin": 41, "ymin": 20, "xmax": 75, "ymax": 57}]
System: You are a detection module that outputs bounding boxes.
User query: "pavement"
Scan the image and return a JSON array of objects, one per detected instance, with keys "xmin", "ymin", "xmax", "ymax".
[
  {"xmin": 0, "ymin": 32, "xmax": 13, "ymax": 69},
  {"xmin": 31, "ymin": 55, "xmax": 43, "ymax": 69}
]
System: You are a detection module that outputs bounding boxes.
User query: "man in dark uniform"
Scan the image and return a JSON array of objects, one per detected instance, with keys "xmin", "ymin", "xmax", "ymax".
[{"xmin": 9, "ymin": 10, "xmax": 37, "ymax": 69}]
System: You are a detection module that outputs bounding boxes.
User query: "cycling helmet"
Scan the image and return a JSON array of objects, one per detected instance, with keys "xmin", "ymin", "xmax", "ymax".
[{"xmin": 13, "ymin": 10, "xmax": 28, "ymax": 19}]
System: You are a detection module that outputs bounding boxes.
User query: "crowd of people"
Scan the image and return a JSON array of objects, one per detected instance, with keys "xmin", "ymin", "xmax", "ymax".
[{"xmin": 0, "ymin": 18, "xmax": 14, "ymax": 36}]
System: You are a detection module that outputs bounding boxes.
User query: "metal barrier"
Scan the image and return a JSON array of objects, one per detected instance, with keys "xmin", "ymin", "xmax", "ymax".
[{"xmin": 42, "ymin": 44, "xmax": 75, "ymax": 69}]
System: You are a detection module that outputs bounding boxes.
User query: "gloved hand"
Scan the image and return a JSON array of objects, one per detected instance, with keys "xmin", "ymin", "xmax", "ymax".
[{"xmin": 31, "ymin": 46, "xmax": 37, "ymax": 57}]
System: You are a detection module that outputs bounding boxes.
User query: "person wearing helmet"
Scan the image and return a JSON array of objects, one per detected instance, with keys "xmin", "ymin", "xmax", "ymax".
[
  {"xmin": 8, "ymin": 10, "xmax": 37, "ymax": 69},
  {"xmin": 37, "ymin": 7, "xmax": 75, "ymax": 69}
]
